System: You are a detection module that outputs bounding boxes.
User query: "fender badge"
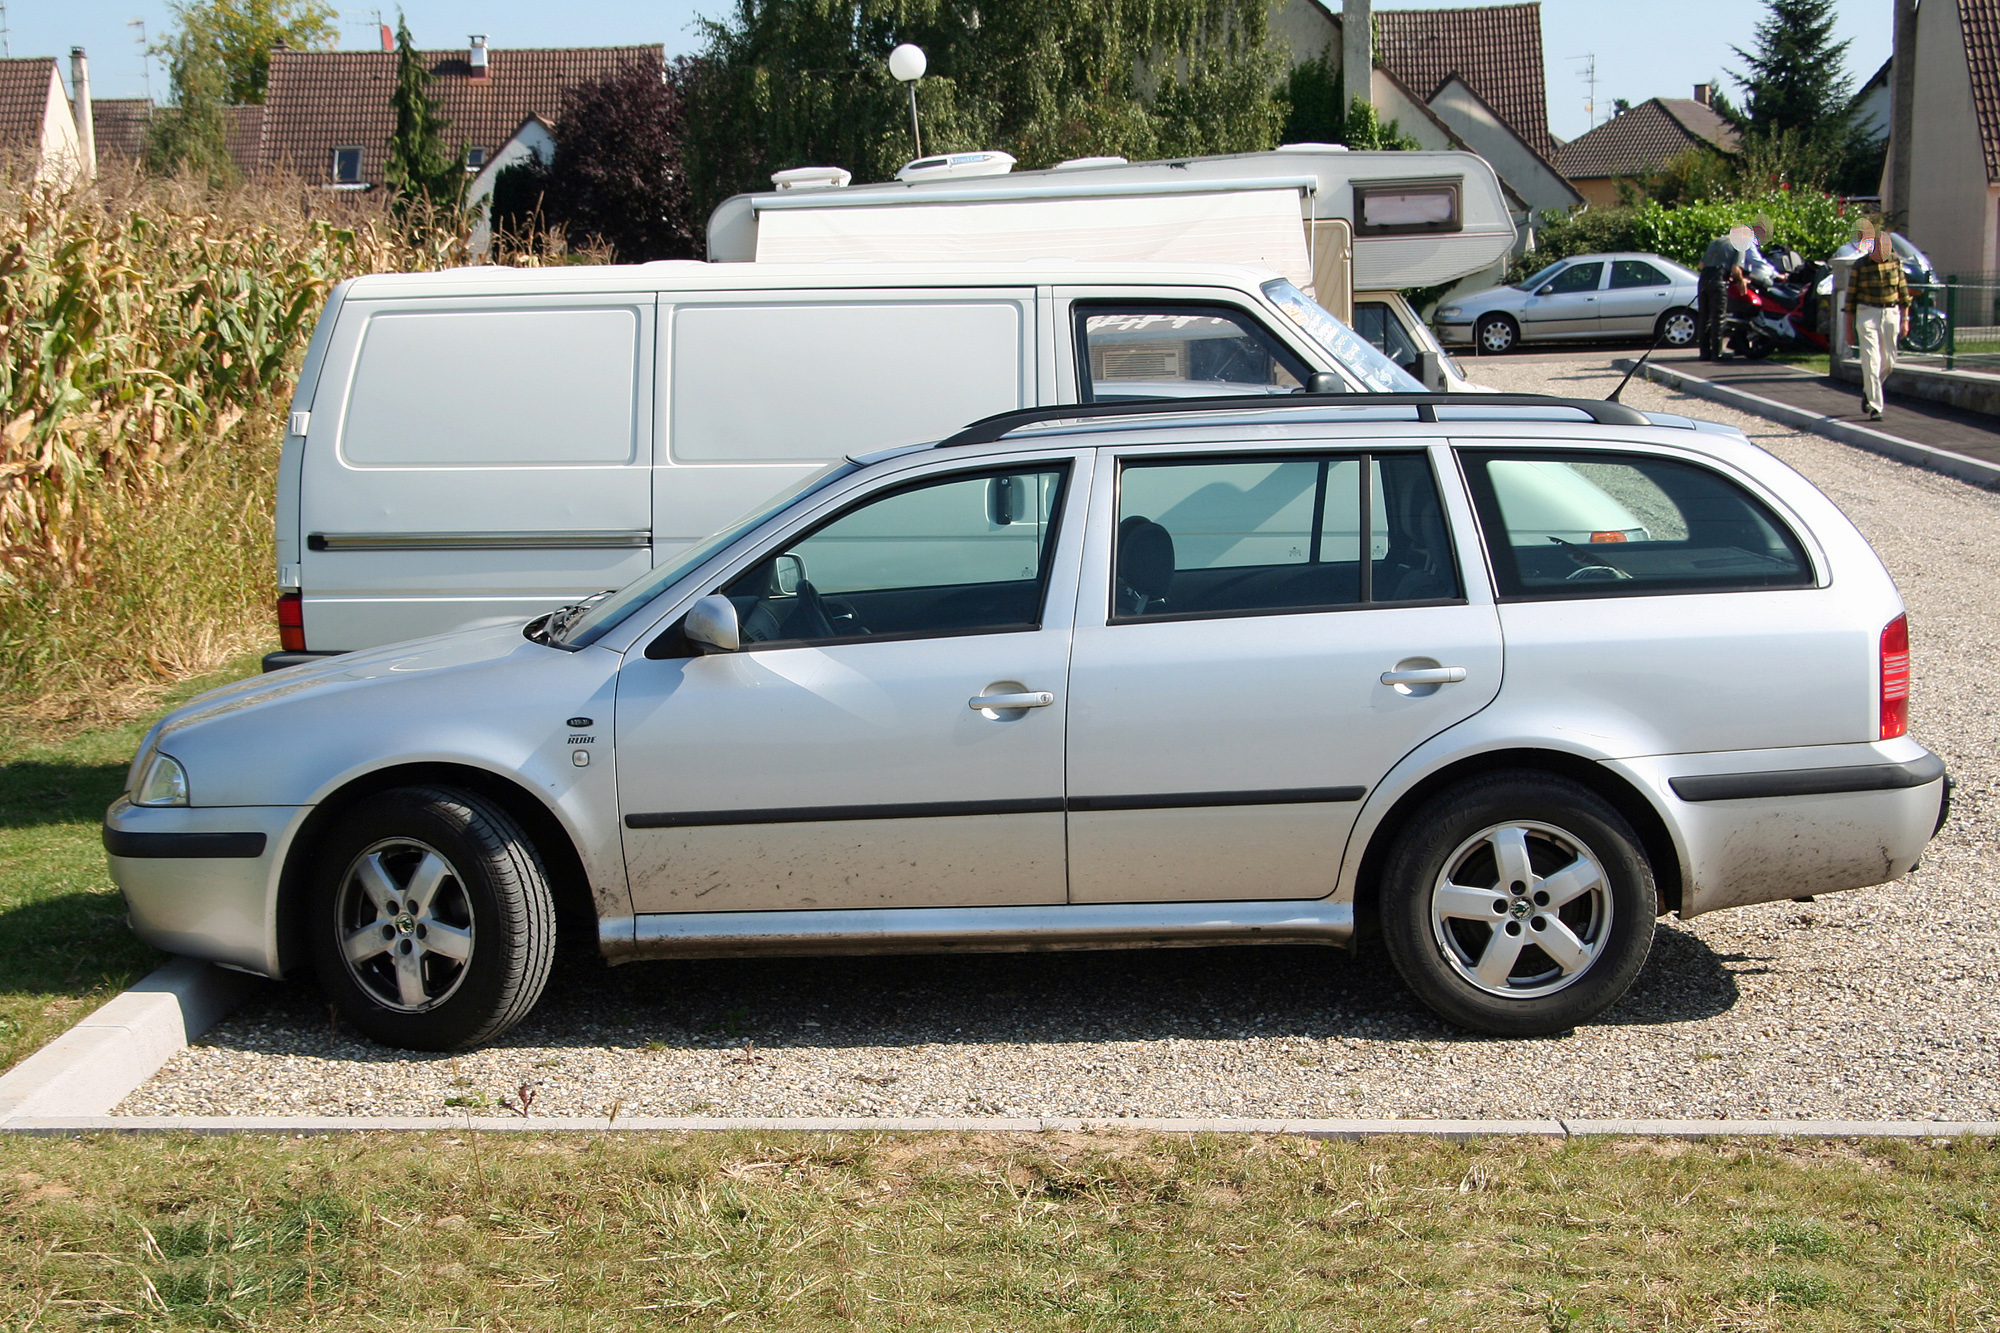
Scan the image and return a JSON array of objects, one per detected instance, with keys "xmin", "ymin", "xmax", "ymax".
[{"xmin": 566, "ymin": 716, "xmax": 593, "ymax": 727}]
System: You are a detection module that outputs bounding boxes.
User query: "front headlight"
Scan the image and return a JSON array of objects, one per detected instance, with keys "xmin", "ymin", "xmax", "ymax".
[
  {"xmin": 133, "ymin": 751, "xmax": 190, "ymax": 807},
  {"xmin": 1437, "ymin": 306, "xmax": 1465, "ymax": 319}
]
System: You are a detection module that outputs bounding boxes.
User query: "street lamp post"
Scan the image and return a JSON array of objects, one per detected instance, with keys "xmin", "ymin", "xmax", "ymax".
[{"xmin": 889, "ymin": 43, "xmax": 927, "ymax": 158}]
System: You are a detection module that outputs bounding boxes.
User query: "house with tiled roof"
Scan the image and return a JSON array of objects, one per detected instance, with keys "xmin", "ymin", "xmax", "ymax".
[
  {"xmin": 0, "ymin": 57, "xmax": 85, "ymax": 181},
  {"xmin": 1553, "ymin": 90, "xmax": 1740, "ymax": 209},
  {"xmin": 90, "ymin": 98, "xmax": 154, "ymax": 165},
  {"xmin": 1889, "ymin": 0, "xmax": 2000, "ymax": 277},
  {"xmin": 258, "ymin": 39, "xmax": 663, "ymax": 188}
]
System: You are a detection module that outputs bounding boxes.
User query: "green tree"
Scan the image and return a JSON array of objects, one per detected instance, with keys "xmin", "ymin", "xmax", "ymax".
[
  {"xmin": 145, "ymin": 24, "xmax": 235, "ymax": 182},
  {"xmin": 682, "ymin": 0, "xmax": 1287, "ymax": 227},
  {"xmin": 161, "ymin": 0, "xmax": 338, "ymax": 105},
  {"xmin": 1714, "ymin": 0, "xmax": 1872, "ymax": 191},
  {"xmin": 383, "ymin": 16, "xmax": 465, "ymax": 213}
]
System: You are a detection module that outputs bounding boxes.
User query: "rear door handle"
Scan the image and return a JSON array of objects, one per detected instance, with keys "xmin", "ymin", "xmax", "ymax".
[
  {"xmin": 1380, "ymin": 667, "xmax": 1467, "ymax": 686},
  {"xmin": 969, "ymin": 691, "xmax": 1056, "ymax": 710}
]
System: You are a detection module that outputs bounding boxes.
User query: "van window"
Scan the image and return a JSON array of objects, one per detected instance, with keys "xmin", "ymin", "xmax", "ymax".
[
  {"xmin": 1351, "ymin": 302, "xmax": 1421, "ymax": 374},
  {"xmin": 1076, "ymin": 304, "xmax": 1307, "ymax": 402},
  {"xmin": 341, "ymin": 307, "xmax": 640, "ymax": 466},
  {"xmin": 1459, "ymin": 450, "xmax": 1814, "ymax": 598},
  {"xmin": 670, "ymin": 301, "xmax": 1027, "ymax": 462},
  {"xmin": 1112, "ymin": 451, "xmax": 1459, "ymax": 620}
]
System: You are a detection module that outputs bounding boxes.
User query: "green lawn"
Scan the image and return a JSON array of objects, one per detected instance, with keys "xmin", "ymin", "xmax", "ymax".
[{"xmin": 0, "ymin": 655, "xmax": 265, "ymax": 1074}]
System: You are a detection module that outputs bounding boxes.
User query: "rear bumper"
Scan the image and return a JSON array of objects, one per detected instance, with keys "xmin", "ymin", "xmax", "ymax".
[
  {"xmin": 1606, "ymin": 741, "xmax": 1948, "ymax": 918},
  {"xmin": 104, "ymin": 797, "xmax": 305, "ymax": 977},
  {"xmin": 263, "ymin": 650, "xmax": 345, "ymax": 673}
]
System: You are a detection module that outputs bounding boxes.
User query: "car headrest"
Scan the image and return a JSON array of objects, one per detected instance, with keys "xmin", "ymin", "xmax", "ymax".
[{"xmin": 1117, "ymin": 515, "xmax": 1175, "ymax": 606}]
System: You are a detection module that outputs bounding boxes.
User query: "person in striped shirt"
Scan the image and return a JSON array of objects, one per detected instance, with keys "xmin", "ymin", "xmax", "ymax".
[{"xmin": 1845, "ymin": 222, "xmax": 1911, "ymax": 422}]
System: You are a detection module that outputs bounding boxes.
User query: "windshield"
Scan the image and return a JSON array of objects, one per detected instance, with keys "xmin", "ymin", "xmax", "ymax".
[
  {"xmin": 555, "ymin": 461, "xmax": 856, "ymax": 648},
  {"xmin": 1514, "ymin": 260, "xmax": 1566, "ymax": 292},
  {"xmin": 1260, "ymin": 280, "xmax": 1424, "ymax": 393}
]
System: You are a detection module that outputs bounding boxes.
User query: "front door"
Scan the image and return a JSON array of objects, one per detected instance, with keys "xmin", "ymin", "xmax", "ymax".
[
  {"xmin": 1065, "ymin": 445, "xmax": 1503, "ymax": 903},
  {"xmin": 1518, "ymin": 260, "xmax": 1605, "ymax": 340},
  {"xmin": 615, "ymin": 458, "xmax": 1086, "ymax": 914}
]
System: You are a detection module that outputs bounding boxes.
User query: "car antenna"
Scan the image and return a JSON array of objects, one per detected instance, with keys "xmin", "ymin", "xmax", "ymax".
[{"xmin": 1607, "ymin": 326, "xmax": 1669, "ymax": 403}]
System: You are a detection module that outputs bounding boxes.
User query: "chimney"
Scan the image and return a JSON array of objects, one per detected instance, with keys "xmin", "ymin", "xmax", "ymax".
[
  {"xmin": 1694, "ymin": 83, "xmax": 1713, "ymax": 107},
  {"xmin": 69, "ymin": 47, "xmax": 95, "ymax": 180},
  {"xmin": 1343, "ymin": 0, "xmax": 1373, "ymax": 114},
  {"xmin": 469, "ymin": 35, "xmax": 489, "ymax": 79}
]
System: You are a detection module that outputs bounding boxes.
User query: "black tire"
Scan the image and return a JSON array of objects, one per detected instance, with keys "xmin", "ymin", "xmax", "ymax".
[
  {"xmin": 309, "ymin": 785, "xmax": 556, "ymax": 1050},
  {"xmin": 1739, "ymin": 330, "xmax": 1775, "ymax": 361},
  {"xmin": 1474, "ymin": 313, "xmax": 1518, "ymax": 355},
  {"xmin": 1656, "ymin": 307, "xmax": 1698, "ymax": 348},
  {"xmin": 1903, "ymin": 308, "xmax": 1947, "ymax": 353},
  {"xmin": 1378, "ymin": 771, "xmax": 1656, "ymax": 1037}
]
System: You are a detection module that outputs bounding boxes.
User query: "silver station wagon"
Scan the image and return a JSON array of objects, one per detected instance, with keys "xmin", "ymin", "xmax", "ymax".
[{"xmin": 106, "ymin": 394, "xmax": 1949, "ymax": 1049}]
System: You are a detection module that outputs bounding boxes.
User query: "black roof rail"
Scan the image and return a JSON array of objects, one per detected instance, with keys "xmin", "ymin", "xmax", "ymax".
[{"xmin": 936, "ymin": 392, "xmax": 1652, "ymax": 448}]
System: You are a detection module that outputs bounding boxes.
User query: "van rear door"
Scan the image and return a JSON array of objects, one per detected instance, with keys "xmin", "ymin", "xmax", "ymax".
[{"xmin": 300, "ymin": 294, "xmax": 654, "ymax": 651}]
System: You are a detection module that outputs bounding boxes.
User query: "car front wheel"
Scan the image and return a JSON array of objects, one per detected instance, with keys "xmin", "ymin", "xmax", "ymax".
[
  {"xmin": 1475, "ymin": 313, "xmax": 1519, "ymax": 355},
  {"xmin": 1657, "ymin": 307, "xmax": 1698, "ymax": 347},
  {"xmin": 1379, "ymin": 772, "xmax": 1656, "ymax": 1037},
  {"xmin": 309, "ymin": 785, "xmax": 556, "ymax": 1050}
]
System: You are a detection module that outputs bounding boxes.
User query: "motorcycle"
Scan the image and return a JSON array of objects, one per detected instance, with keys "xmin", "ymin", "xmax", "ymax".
[{"xmin": 1722, "ymin": 262, "xmax": 1827, "ymax": 360}]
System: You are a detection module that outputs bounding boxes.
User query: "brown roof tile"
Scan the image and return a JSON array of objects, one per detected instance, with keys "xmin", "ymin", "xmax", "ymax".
[
  {"xmin": 1377, "ymin": 4, "xmax": 1556, "ymax": 160},
  {"xmin": 1961, "ymin": 0, "xmax": 2000, "ymax": 180},
  {"xmin": 91, "ymin": 97, "xmax": 154, "ymax": 161},
  {"xmin": 260, "ymin": 44, "xmax": 662, "ymax": 184},
  {"xmin": 0, "ymin": 57, "xmax": 61, "ymax": 150},
  {"xmin": 223, "ymin": 103, "xmax": 264, "ymax": 177},
  {"xmin": 1552, "ymin": 98, "xmax": 1738, "ymax": 180}
]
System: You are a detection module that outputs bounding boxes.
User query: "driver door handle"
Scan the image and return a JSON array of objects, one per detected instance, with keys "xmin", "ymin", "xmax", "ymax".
[
  {"xmin": 1380, "ymin": 667, "xmax": 1467, "ymax": 686},
  {"xmin": 968, "ymin": 691, "xmax": 1055, "ymax": 710}
]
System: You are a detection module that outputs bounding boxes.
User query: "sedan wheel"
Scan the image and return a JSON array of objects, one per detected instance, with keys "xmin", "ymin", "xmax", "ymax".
[
  {"xmin": 1657, "ymin": 308, "xmax": 1698, "ymax": 348},
  {"xmin": 1475, "ymin": 314, "xmax": 1518, "ymax": 355},
  {"xmin": 309, "ymin": 785, "xmax": 555, "ymax": 1050},
  {"xmin": 1380, "ymin": 771, "xmax": 1656, "ymax": 1036}
]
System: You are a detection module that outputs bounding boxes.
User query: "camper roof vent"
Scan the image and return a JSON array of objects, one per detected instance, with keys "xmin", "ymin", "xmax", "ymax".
[
  {"xmin": 896, "ymin": 150, "xmax": 1016, "ymax": 182},
  {"xmin": 1277, "ymin": 142, "xmax": 1348, "ymax": 152},
  {"xmin": 771, "ymin": 166, "xmax": 852, "ymax": 191},
  {"xmin": 1054, "ymin": 155, "xmax": 1128, "ymax": 170}
]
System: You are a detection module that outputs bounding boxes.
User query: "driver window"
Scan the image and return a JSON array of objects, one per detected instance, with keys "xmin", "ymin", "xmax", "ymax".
[
  {"xmin": 1351, "ymin": 301, "xmax": 1422, "ymax": 373},
  {"xmin": 1076, "ymin": 304, "xmax": 1308, "ymax": 403},
  {"xmin": 717, "ymin": 466, "xmax": 1068, "ymax": 647},
  {"xmin": 1544, "ymin": 262, "xmax": 1604, "ymax": 295}
]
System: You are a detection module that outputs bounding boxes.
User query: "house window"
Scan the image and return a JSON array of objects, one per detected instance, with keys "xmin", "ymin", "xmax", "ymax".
[
  {"xmin": 466, "ymin": 146, "xmax": 487, "ymax": 171},
  {"xmin": 331, "ymin": 146, "xmax": 363, "ymax": 184}
]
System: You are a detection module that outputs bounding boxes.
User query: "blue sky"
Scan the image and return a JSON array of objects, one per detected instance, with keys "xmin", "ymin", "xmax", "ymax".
[{"xmin": 32, "ymin": 0, "xmax": 1889, "ymax": 142}]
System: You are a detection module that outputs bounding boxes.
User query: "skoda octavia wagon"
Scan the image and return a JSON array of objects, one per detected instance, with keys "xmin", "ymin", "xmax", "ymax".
[{"xmin": 106, "ymin": 394, "xmax": 1949, "ymax": 1049}]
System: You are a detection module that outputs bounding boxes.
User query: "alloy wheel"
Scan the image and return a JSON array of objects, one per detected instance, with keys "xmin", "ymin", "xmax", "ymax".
[
  {"xmin": 1661, "ymin": 310, "xmax": 1698, "ymax": 347},
  {"xmin": 1428, "ymin": 820, "xmax": 1611, "ymax": 1000},
  {"xmin": 335, "ymin": 837, "xmax": 477, "ymax": 1012}
]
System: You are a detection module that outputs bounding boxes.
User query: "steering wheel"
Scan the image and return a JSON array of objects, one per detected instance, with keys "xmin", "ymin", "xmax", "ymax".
[{"xmin": 1565, "ymin": 564, "xmax": 1632, "ymax": 582}]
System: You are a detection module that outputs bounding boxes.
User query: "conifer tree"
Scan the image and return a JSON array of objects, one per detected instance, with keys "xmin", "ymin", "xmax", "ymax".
[{"xmin": 383, "ymin": 16, "xmax": 465, "ymax": 212}]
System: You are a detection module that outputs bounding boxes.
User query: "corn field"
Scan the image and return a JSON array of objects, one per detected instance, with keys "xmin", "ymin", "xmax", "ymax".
[{"xmin": 0, "ymin": 168, "xmax": 467, "ymax": 720}]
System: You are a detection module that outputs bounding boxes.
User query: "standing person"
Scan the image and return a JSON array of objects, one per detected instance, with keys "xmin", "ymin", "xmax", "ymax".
[
  {"xmin": 1845, "ymin": 222, "xmax": 1911, "ymax": 421},
  {"xmin": 1696, "ymin": 227, "xmax": 1740, "ymax": 360}
]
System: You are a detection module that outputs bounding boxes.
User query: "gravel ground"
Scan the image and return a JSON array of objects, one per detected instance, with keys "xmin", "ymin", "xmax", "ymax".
[{"xmin": 123, "ymin": 355, "xmax": 2000, "ymax": 1121}]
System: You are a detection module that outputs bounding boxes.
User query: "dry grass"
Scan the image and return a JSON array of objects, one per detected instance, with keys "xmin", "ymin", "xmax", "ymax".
[{"xmin": 0, "ymin": 1130, "xmax": 1993, "ymax": 1329}]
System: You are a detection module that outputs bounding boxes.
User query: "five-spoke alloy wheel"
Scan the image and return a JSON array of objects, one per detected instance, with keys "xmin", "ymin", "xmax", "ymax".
[
  {"xmin": 1380, "ymin": 772, "xmax": 1657, "ymax": 1036},
  {"xmin": 310, "ymin": 786, "xmax": 555, "ymax": 1050}
]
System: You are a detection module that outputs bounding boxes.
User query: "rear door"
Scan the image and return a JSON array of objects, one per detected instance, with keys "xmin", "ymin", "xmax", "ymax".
[
  {"xmin": 1598, "ymin": 259, "xmax": 1675, "ymax": 336},
  {"xmin": 1518, "ymin": 261, "xmax": 1605, "ymax": 340},
  {"xmin": 300, "ymin": 294, "xmax": 654, "ymax": 650},
  {"xmin": 1063, "ymin": 443, "xmax": 1503, "ymax": 903}
]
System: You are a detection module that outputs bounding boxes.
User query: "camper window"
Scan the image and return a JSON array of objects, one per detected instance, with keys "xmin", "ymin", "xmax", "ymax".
[{"xmin": 1353, "ymin": 180, "xmax": 1462, "ymax": 237}]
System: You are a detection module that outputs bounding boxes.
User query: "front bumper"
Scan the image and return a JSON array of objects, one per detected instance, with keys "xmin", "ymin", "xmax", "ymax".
[
  {"xmin": 104, "ymin": 797, "xmax": 306, "ymax": 977},
  {"xmin": 1433, "ymin": 320, "xmax": 1475, "ymax": 347}
]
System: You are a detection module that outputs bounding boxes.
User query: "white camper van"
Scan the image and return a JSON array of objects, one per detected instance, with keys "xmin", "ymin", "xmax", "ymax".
[{"xmin": 268, "ymin": 150, "xmax": 1517, "ymax": 667}]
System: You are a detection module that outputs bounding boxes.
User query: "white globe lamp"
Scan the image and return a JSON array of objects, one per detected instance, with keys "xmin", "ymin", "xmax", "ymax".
[{"xmin": 889, "ymin": 44, "xmax": 928, "ymax": 157}]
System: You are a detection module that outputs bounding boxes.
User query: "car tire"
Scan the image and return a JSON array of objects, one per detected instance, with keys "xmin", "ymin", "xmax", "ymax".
[
  {"xmin": 1475, "ymin": 314, "xmax": 1519, "ymax": 355},
  {"xmin": 1378, "ymin": 771, "xmax": 1656, "ymax": 1037},
  {"xmin": 309, "ymin": 785, "xmax": 556, "ymax": 1051},
  {"xmin": 1656, "ymin": 308, "xmax": 1698, "ymax": 348}
]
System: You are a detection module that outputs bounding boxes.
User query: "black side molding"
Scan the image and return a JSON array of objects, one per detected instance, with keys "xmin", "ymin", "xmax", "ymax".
[
  {"xmin": 627, "ymin": 787, "xmax": 1367, "ymax": 830},
  {"xmin": 1669, "ymin": 753, "xmax": 1947, "ymax": 803},
  {"xmin": 103, "ymin": 828, "xmax": 268, "ymax": 859}
]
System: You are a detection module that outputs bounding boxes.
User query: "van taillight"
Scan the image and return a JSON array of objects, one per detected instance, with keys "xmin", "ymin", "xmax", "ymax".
[
  {"xmin": 277, "ymin": 592, "xmax": 306, "ymax": 652},
  {"xmin": 1880, "ymin": 614, "xmax": 1909, "ymax": 740}
]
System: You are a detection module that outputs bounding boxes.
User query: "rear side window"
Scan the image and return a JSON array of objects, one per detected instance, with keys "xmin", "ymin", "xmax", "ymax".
[
  {"xmin": 1610, "ymin": 260, "xmax": 1669, "ymax": 289},
  {"xmin": 1112, "ymin": 452, "xmax": 1460, "ymax": 621},
  {"xmin": 341, "ymin": 307, "xmax": 640, "ymax": 465},
  {"xmin": 1459, "ymin": 449, "xmax": 1814, "ymax": 599}
]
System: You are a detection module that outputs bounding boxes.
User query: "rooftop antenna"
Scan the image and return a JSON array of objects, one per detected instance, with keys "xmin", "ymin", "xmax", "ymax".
[
  {"xmin": 128, "ymin": 18, "xmax": 151, "ymax": 104},
  {"xmin": 1568, "ymin": 52, "xmax": 1598, "ymax": 129},
  {"xmin": 1, "ymin": 2, "xmax": 12, "ymax": 59}
]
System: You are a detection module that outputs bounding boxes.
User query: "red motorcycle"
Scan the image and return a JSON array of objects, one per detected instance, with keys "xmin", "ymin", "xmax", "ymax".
[{"xmin": 1723, "ymin": 262, "xmax": 1828, "ymax": 360}]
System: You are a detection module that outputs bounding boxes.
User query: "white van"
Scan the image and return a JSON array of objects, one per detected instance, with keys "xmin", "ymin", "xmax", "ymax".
[{"xmin": 270, "ymin": 259, "xmax": 1425, "ymax": 666}]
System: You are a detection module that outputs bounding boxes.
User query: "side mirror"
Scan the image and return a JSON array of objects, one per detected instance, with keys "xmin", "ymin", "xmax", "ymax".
[
  {"xmin": 683, "ymin": 594, "xmax": 741, "ymax": 653},
  {"xmin": 1416, "ymin": 350, "xmax": 1446, "ymax": 390},
  {"xmin": 1302, "ymin": 371, "xmax": 1345, "ymax": 394},
  {"xmin": 1537, "ymin": 284, "xmax": 1556, "ymax": 296}
]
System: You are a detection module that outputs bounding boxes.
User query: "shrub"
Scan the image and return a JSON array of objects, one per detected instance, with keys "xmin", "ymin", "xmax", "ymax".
[{"xmin": 1512, "ymin": 190, "xmax": 1859, "ymax": 283}]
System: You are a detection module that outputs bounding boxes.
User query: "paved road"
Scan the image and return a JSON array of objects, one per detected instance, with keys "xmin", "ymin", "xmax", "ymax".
[{"xmin": 124, "ymin": 357, "xmax": 2000, "ymax": 1123}]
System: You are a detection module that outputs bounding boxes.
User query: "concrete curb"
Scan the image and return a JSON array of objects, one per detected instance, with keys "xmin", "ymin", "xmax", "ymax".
[
  {"xmin": 2, "ymin": 1115, "xmax": 1994, "ymax": 1138},
  {"xmin": 1615, "ymin": 358, "xmax": 2000, "ymax": 489},
  {"xmin": 0, "ymin": 958, "xmax": 264, "ymax": 1121}
]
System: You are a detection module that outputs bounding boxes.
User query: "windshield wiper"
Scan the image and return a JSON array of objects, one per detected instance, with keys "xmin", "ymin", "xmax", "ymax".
[{"xmin": 545, "ymin": 590, "xmax": 615, "ymax": 644}]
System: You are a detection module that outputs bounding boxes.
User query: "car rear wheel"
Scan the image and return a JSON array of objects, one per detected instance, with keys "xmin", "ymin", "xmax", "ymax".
[
  {"xmin": 309, "ymin": 785, "xmax": 555, "ymax": 1050},
  {"xmin": 1656, "ymin": 308, "xmax": 1698, "ymax": 348},
  {"xmin": 1475, "ymin": 314, "xmax": 1519, "ymax": 355},
  {"xmin": 1379, "ymin": 772, "xmax": 1656, "ymax": 1036}
]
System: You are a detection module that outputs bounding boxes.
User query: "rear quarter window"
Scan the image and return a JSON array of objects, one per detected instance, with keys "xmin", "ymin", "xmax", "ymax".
[{"xmin": 1459, "ymin": 449, "xmax": 1814, "ymax": 598}]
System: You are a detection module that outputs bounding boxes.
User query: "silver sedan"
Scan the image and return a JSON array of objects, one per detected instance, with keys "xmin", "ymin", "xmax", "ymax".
[{"xmin": 1433, "ymin": 253, "xmax": 1700, "ymax": 354}]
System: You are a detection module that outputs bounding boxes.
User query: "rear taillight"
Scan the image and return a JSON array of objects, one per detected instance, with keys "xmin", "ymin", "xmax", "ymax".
[
  {"xmin": 1880, "ymin": 614, "xmax": 1909, "ymax": 740},
  {"xmin": 277, "ymin": 592, "xmax": 306, "ymax": 652}
]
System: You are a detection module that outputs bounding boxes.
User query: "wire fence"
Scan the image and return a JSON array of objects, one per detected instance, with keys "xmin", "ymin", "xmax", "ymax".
[{"xmin": 1887, "ymin": 274, "xmax": 2000, "ymax": 372}]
